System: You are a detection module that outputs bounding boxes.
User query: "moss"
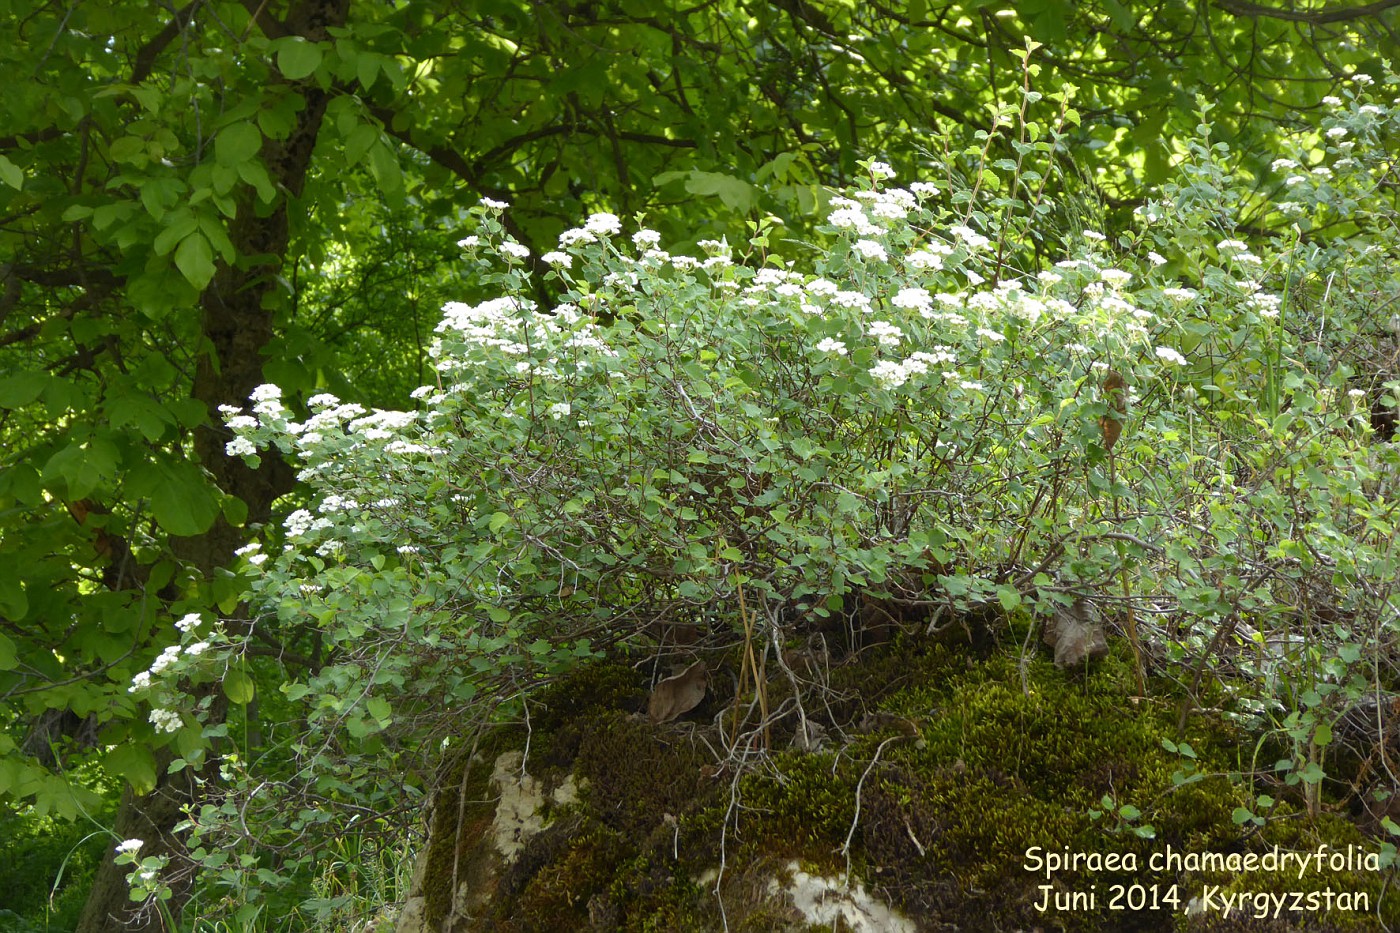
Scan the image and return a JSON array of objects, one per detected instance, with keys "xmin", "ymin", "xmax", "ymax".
[
  {"xmin": 419, "ymin": 746, "xmax": 500, "ymax": 930},
  {"xmin": 415, "ymin": 641, "xmax": 1400, "ymax": 932}
]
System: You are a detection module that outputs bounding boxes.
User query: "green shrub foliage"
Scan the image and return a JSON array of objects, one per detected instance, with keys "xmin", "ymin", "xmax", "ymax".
[{"xmin": 123, "ymin": 62, "xmax": 1400, "ymax": 918}]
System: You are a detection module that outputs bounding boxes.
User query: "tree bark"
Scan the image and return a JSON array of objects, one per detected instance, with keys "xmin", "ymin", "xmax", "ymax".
[{"xmin": 75, "ymin": 0, "xmax": 348, "ymax": 929}]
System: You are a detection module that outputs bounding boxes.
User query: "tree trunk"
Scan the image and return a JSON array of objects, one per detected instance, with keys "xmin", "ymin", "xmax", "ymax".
[{"xmin": 75, "ymin": 1, "xmax": 348, "ymax": 928}]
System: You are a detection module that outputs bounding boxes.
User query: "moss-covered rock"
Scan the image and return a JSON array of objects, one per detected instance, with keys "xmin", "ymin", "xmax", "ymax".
[{"xmin": 396, "ymin": 646, "xmax": 1400, "ymax": 932}]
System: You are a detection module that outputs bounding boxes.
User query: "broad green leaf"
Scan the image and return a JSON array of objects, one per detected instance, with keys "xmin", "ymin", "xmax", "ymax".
[
  {"xmin": 215, "ymin": 123, "xmax": 262, "ymax": 166},
  {"xmin": 223, "ymin": 669, "xmax": 255, "ymax": 704},
  {"xmin": 106, "ymin": 743, "xmax": 158, "ymax": 795},
  {"xmin": 175, "ymin": 231, "xmax": 215, "ymax": 289},
  {"xmin": 0, "ymin": 154, "xmax": 22, "ymax": 190},
  {"xmin": 153, "ymin": 209, "xmax": 198, "ymax": 256},
  {"xmin": 0, "ymin": 371, "xmax": 48, "ymax": 409},
  {"xmin": 1313, "ymin": 721, "xmax": 1332, "ymax": 746},
  {"xmin": 684, "ymin": 170, "xmax": 754, "ymax": 212},
  {"xmin": 366, "ymin": 697, "xmax": 391, "ymax": 722},
  {"xmin": 130, "ymin": 458, "xmax": 220, "ymax": 536},
  {"xmin": 276, "ymin": 38, "xmax": 324, "ymax": 80},
  {"xmin": 0, "ymin": 633, "xmax": 16, "ymax": 669},
  {"xmin": 0, "ymin": 577, "xmax": 27, "ymax": 622}
]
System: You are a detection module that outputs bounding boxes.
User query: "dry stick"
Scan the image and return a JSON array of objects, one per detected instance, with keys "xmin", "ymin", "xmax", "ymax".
[
  {"xmin": 1110, "ymin": 451, "xmax": 1147, "ymax": 698},
  {"xmin": 736, "ymin": 581, "xmax": 771, "ymax": 749},
  {"xmin": 839, "ymin": 734, "xmax": 904, "ymax": 884},
  {"xmin": 1103, "ymin": 369, "xmax": 1146, "ymax": 697}
]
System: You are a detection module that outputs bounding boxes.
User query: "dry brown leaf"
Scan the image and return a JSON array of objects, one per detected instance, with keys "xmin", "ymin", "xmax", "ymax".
[
  {"xmin": 647, "ymin": 659, "xmax": 707, "ymax": 723},
  {"xmin": 1099, "ymin": 369, "xmax": 1127, "ymax": 452},
  {"xmin": 1042, "ymin": 597, "xmax": 1108, "ymax": 669}
]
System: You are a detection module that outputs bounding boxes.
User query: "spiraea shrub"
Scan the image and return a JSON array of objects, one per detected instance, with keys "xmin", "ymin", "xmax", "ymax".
[{"xmin": 123, "ymin": 59, "xmax": 1400, "ymax": 921}]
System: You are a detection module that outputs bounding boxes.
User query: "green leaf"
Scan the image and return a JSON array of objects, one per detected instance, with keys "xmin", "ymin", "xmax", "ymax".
[
  {"xmin": 223, "ymin": 669, "xmax": 255, "ymax": 704},
  {"xmin": 174, "ymin": 231, "xmax": 215, "ymax": 289},
  {"xmin": 1313, "ymin": 721, "xmax": 1332, "ymax": 746},
  {"xmin": 684, "ymin": 170, "xmax": 754, "ymax": 212},
  {"xmin": 366, "ymin": 697, "xmax": 391, "ymax": 722},
  {"xmin": 0, "ymin": 154, "xmax": 23, "ymax": 190},
  {"xmin": 0, "ymin": 371, "xmax": 48, "ymax": 409},
  {"xmin": 276, "ymin": 38, "xmax": 324, "ymax": 80},
  {"xmin": 214, "ymin": 122, "xmax": 262, "ymax": 165},
  {"xmin": 0, "ymin": 633, "xmax": 16, "ymax": 670},
  {"xmin": 996, "ymin": 585, "xmax": 1021, "ymax": 611},
  {"xmin": 489, "ymin": 511, "xmax": 511, "ymax": 533},
  {"xmin": 129, "ymin": 458, "xmax": 220, "ymax": 536},
  {"xmin": 107, "ymin": 743, "xmax": 158, "ymax": 795},
  {"xmin": 0, "ymin": 576, "xmax": 27, "ymax": 622}
]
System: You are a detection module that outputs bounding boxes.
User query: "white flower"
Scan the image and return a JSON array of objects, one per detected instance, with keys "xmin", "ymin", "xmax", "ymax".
[
  {"xmin": 1271, "ymin": 158, "xmax": 1299, "ymax": 172},
  {"xmin": 950, "ymin": 225, "xmax": 991, "ymax": 250},
  {"xmin": 482, "ymin": 198, "xmax": 509, "ymax": 210},
  {"xmin": 828, "ymin": 207, "xmax": 877, "ymax": 235},
  {"xmin": 958, "ymin": 380, "xmax": 985, "ymax": 391},
  {"xmin": 225, "ymin": 436, "xmax": 256, "ymax": 457},
  {"xmin": 247, "ymin": 553, "xmax": 268, "ymax": 566},
  {"xmin": 1100, "ymin": 268, "xmax": 1132, "ymax": 288},
  {"xmin": 867, "ymin": 161, "xmax": 896, "ymax": 179},
  {"xmin": 397, "ymin": 545, "xmax": 420, "ymax": 556},
  {"xmin": 458, "ymin": 235, "xmax": 480, "ymax": 249},
  {"xmin": 217, "ymin": 404, "xmax": 241, "ymax": 416},
  {"xmin": 234, "ymin": 542, "xmax": 261, "ymax": 556},
  {"xmin": 500, "ymin": 242, "xmax": 530, "ymax": 260},
  {"xmin": 249, "ymin": 384, "xmax": 281, "ymax": 403},
  {"xmin": 558, "ymin": 228, "xmax": 596, "ymax": 247},
  {"xmin": 185, "ymin": 642, "xmax": 209, "ymax": 657},
  {"xmin": 115, "ymin": 839, "xmax": 144, "ymax": 856},
  {"xmin": 905, "ymin": 249, "xmax": 944, "ymax": 271},
  {"xmin": 1082, "ymin": 230, "xmax": 1107, "ymax": 242},
  {"xmin": 867, "ymin": 321, "xmax": 903, "ymax": 346},
  {"xmin": 128, "ymin": 671, "xmax": 152, "ymax": 693},
  {"xmin": 149, "ymin": 709, "xmax": 182, "ymax": 734},
  {"xmin": 307, "ymin": 393, "xmax": 340, "ymax": 409},
  {"xmin": 1147, "ymin": 252, "xmax": 1166, "ymax": 267},
  {"xmin": 1322, "ymin": 95, "xmax": 1343, "ymax": 106},
  {"xmin": 547, "ymin": 402, "xmax": 571, "ymax": 420},
  {"xmin": 225, "ymin": 415, "xmax": 257, "ymax": 431},
  {"xmin": 815, "ymin": 338, "xmax": 847, "ymax": 355},
  {"xmin": 892, "ymin": 287, "xmax": 933, "ymax": 312},
  {"xmin": 149, "ymin": 645, "xmax": 182, "ymax": 674},
  {"xmin": 1155, "ymin": 346, "xmax": 1187, "ymax": 366},
  {"xmin": 175, "ymin": 613, "xmax": 202, "ymax": 633},
  {"xmin": 909, "ymin": 182, "xmax": 940, "ymax": 198},
  {"xmin": 853, "ymin": 239, "xmax": 888, "ymax": 262},
  {"xmin": 1353, "ymin": 73, "xmax": 1374, "ymax": 86},
  {"xmin": 632, "ymin": 229, "xmax": 661, "ymax": 248},
  {"xmin": 976, "ymin": 327, "xmax": 1005, "ymax": 342},
  {"xmin": 584, "ymin": 213, "xmax": 621, "ymax": 236},
  {"xmin": 1326, "ymin": 126, "xmax": 1349, "ymax": 139},
  {"xmin": 870, "ymin": 360, "xmax": 909, "ymax": 390}
]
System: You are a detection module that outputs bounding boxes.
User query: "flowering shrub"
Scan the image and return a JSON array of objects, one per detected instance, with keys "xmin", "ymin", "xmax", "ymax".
[{"xmin": 123, "ymin": 63, "xmax": 1400, "ymax": 917}]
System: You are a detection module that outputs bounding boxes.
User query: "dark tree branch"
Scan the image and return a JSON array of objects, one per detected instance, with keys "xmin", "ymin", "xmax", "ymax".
[{"xmin": 1215, "ymin": 0, "xmax": 1400, "ymax": 23}]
